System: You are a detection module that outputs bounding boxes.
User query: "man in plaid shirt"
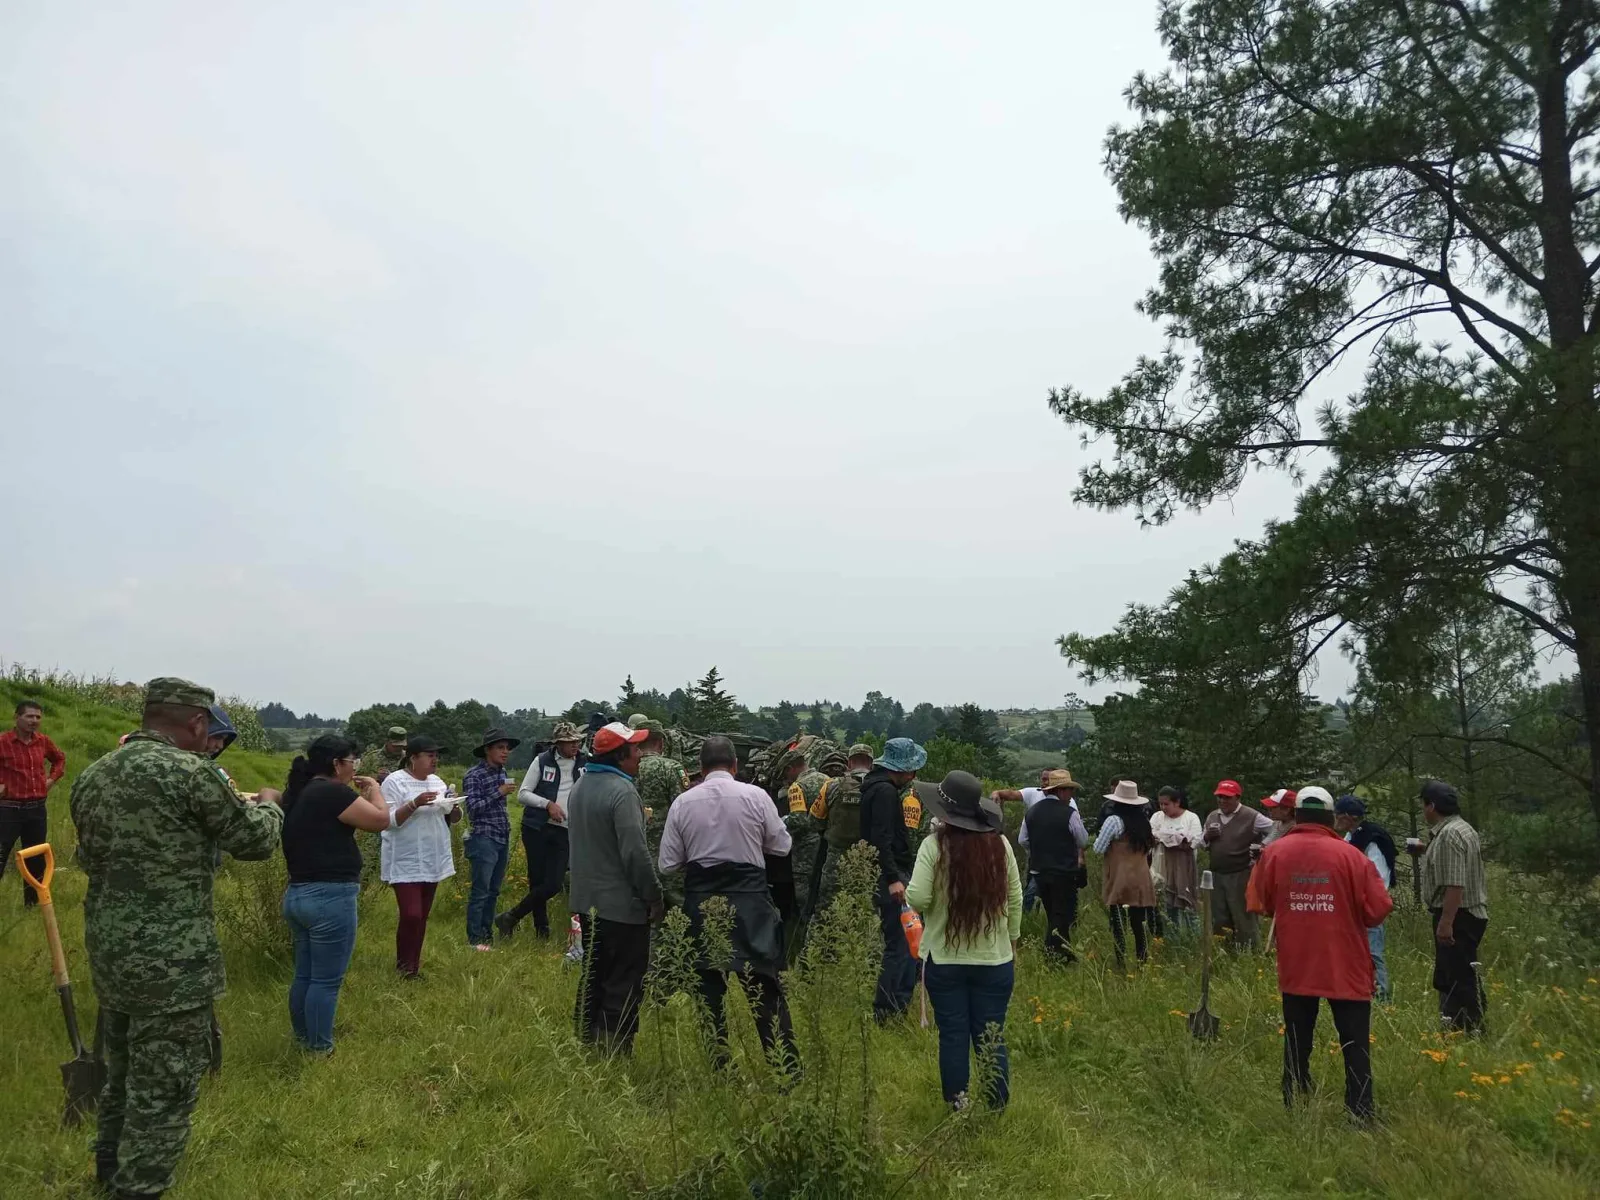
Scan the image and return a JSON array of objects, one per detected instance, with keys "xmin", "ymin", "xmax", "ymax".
[
  {"xmin": 462, "ymin": 728, "xmax": 519, "ymax": 949},
  {"xmin": 1411, "ymin": 780, "xmax": 1490, "ymax": 1033},
  {"xmin": 0, "ymin": 698, "xmax": 66, "ymax": 906}
]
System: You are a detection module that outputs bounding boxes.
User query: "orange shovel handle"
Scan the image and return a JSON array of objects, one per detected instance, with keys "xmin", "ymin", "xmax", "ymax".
[
  {"xmin": 17, "ymin": 844, "xmax": 70, "ymax": 989},
  {"xmin": 16, "ymin": 842, "xmax": 54, "ymax": 904}
]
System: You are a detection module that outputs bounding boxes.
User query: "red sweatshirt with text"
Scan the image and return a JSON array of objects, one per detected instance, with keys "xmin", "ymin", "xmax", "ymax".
[{"xmin": 1248, "ymin": 824, "xmax": 1394, "ymax": 1001}]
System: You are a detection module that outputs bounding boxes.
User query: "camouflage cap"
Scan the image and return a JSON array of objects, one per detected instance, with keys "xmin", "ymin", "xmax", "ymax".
[
  {"xmin": 551, "ymin": 720, "xmax": 584, "ymax": 743},
  {"xmin": 847, "ymin": 743, "xmax": 875, "ymax": 761},
  {"xmin": 143, "ymin": 676, "xmax": 215, "ymax": 710},
  {"xmin": 626, "ymin": 713, "xmax": 651, "ymax": 729},
  {"xmin": 387, "ymin": 725, "xmax": 408, "ymax": 739},
  {"xmin": 635, "ymin": 719, "xmax": 665, "ymax": 737}
]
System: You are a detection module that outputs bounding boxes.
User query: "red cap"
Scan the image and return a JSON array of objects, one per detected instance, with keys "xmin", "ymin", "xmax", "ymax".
[
  {"xmin": 592, "ymin": 721, "xmax": 650, "ymax": 755},
  {"xmin": 1262, "ymin": 788, "xmax": 1296, "ymax": 809},
  {"xmin": 1214, "ymin": 779, "xmax": 1242, "ymax": 798}
]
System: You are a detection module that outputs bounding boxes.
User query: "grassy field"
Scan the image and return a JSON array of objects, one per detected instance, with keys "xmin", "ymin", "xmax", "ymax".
[{"xmin": 1, "ymin": 679, "xmax": 1598, "ymax": 1197}]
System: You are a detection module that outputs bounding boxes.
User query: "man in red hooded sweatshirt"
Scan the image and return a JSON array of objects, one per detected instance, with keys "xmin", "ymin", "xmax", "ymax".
[{"xmin": 1250, "ymin": 785, "xmax": 1393, "ymax": 1122}]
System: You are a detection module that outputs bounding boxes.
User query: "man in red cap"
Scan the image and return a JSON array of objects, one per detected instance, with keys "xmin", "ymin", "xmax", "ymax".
[
  {"xmin": 1250, "ymin": 786, "xmax": 1393, "ymax": 1121},
  {"xmin": 568, "ymin": 721, "xmax": 662, "ymax": 1054},
  {"xmin": 1261, "ymin": 789, "xmax": 1297, "ymax": 847},
  {"xmin": 1202, "ymin": 779, "xmax": 1272, "ymax": 948}
]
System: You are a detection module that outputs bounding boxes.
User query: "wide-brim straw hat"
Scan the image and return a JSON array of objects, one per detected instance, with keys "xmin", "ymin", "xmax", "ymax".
[
  {"xmin": 1042, "ymin": 769, "xmax": 1081, "ymax": 794},
  {"xmin": 1103, "ymin": 779, "xmax": 1150, "ymax": 806}
]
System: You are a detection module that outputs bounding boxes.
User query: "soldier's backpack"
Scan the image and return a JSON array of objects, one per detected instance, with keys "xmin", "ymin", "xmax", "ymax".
[{"xmin": 820, "ymin": 768, "xmax": 868, "ymax": 849}]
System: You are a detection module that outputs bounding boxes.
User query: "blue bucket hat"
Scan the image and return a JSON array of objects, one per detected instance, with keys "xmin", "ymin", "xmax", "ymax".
[{"xmin": 873, "ymin": 737, "xmax": 927, "ymax": 773}]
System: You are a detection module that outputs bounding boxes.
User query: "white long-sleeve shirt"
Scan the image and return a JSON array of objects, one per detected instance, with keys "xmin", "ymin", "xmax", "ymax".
[
  {"xmin": 518, "ymin": 753, "xmax": 580, "ymax": 828},
  {"xmin": 379, "ymin": 771, "xmax": 456, "ymax": 884}
]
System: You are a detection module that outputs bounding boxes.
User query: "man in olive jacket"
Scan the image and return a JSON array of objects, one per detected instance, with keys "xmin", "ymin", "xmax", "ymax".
[
  {"xmin": 568, "ymin": 721, "xmax": 663, "ymax": 1054},
  {"xmin": 72, "ymin": 677, "xmax": 283, "ymax": 1200}
]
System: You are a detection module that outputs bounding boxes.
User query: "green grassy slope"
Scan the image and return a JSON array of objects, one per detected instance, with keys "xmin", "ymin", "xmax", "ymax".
[{"xmin": 0, "ymin": 687, "xmax": 1597, "ymax": 1198}]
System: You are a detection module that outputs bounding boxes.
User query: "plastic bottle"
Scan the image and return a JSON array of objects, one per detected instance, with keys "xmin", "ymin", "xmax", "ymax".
[{"xmin": 900, "ymin": 902, "xmax": 923, "ymax": 959}]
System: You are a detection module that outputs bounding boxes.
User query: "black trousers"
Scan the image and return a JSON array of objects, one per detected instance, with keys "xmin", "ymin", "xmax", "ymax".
[
  {"xmin": 0, "ymin": 802, "xmax": 48, "ymax": 905},
  {"xmin": 1282, "ymin": 993, "xmax": 1373, "ymax": 1118},
  {"xmin": 1035, "ymin": 871, "xmax": 1079, "ymax": 962},
  {"xmin": 574, "ymin": 914, "xmax": 650, "ymax": 1054},
  {"xmin": 698, "ymin": 968, "xmax": 797, "ymax": 1070},
  {"xmin": 766, "ymin": 854, "xmax": 797, "ymax": 929},
  {"xmin": 503, "ymin": 823, "xmax": 568, "ymax": 935},
  {"xmin": 1430, "ymin": 908, "xmax": 1488, "ymax": 1033},
  {"xmin": 1107, "ymin": 905, "xmax": 1152, "ymax": 964}
]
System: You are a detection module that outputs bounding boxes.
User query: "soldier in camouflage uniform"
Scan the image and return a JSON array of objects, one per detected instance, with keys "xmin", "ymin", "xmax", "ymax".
[
  {"xmin": 633, "ymin": 720, "xmax": 689, "ymax": 909},
  {"xmin": 358, "ymin": 725, "xmax": 407, "ymax": 781},
  {"xmin": 785, "ymin": 747, "xmax": 845, "ymax": 912},
  {"xmin": 803, "ymin": 745, "xmax": 878, "ymax": 916},
  {"xmin": 71, "ymin": 677, "xmax": 283, "ymax": 1200}
]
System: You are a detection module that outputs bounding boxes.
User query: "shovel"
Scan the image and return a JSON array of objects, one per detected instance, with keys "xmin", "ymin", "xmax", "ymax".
[
  {"xmin": 16, "ymin": 843, "xmax": 105, "ymax": 1124},
  {"xmin": 1188, "ymin": 869, "xmax": 1221, "ymax": 1041}
]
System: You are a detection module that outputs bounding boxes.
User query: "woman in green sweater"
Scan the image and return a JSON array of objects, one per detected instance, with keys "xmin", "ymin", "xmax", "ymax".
[{"xmin": 905, "ymin": 770, "xmax": 1024, "ymax": 1110}]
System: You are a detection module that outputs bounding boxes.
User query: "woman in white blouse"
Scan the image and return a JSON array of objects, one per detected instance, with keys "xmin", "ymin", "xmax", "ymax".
[
  {"xmin": 378, "ymin": 735, "xmax": 461, "ymax": 977},
  {"xmin": 1150, "ymin": 786, "xmax": 1203, "ymax": 936}
]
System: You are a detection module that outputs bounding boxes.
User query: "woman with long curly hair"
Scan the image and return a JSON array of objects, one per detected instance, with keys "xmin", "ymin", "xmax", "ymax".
[{"xmin": 905, "ymin": 770, "xmax": 1023, "ymax": 1110}]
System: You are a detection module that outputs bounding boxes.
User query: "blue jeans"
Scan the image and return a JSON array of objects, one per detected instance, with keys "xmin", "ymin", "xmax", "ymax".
[
  {"xmin": 922, "ymin": 957, "xmax": 1014, "ymax": 1108},
  {"xmin": 464, "ymin": 834, "xmax": 510, "ymax": 944},
  {"xmin": 874, "ymin": 891, "xmax": 917, "ymax": 1020},
  {"xmin": 1022, "ymin": 871, "xmax": 1039, "ymax": 914},
  {"xmin": 282, "ymin": 881, "xmax": 359, "ymax": 1051},
  {"xmin": 1368, "ymin": 924, "xmax": 1390, "ymax": 1002}
]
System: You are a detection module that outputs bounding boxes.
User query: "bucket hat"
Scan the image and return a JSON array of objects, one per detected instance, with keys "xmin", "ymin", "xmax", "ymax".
[
  {"xmin": 874, "ymin": 738, "xmax": 927, "ymax": 773},
  {"xmin": 1104, "ymin": 779, "xmax": 1150, "ymax": 806},
  {"xmin": 922, "ymin": 770, "xmax": 1002, "ymax": 833},
  {"xmin": 473, "ymin": 727, "xmax": 522, "ymax": 758}
]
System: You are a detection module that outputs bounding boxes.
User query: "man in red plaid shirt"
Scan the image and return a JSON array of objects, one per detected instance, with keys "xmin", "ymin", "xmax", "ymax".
[{"xmin": 0, "ymin": 698, "xmax": 67, "ymax": 905}]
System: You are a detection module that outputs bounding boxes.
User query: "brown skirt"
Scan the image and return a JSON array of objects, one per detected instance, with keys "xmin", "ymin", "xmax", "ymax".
[
  {"xmin": 1102, "ymin": 838, "xmax": 1157, "ymax": 908},
  {"xmin": 1160, "ymin": 844, "xmax": 1198, "ymax": 911}
]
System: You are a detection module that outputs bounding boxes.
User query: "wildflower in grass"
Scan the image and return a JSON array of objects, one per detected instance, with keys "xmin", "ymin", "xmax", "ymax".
[
  {"xmin": 1033, "ymin": 1014, "xmax": 1042, "ymax": 1024},
  {"xmin": 1533, "ymin": 1040, "xmax": 1542, "ymax": 1048},
  {"xmin": 1421, "ymin": 1049, "xmax": 1448, "ymax": 1063},
  {"xmin": 1497, "ymin": 1075, "xmax": 1512, "ymax": 1084},
  {"xmin": 1169, "ymin": 1009, "xmax": 1187, "ymax": 1017},
  {"xmin": 1454, "ymin": 1090, "xmax": 1470, "ymax": 1099},
  {"xmin": 1471, "ymin": 1073, "xmax": 1496, "ymax": 1086},
  {"xmin": 1548, "ymin": 1051, "xmax": 1566, "ymax": 1061},
  {"xmin": 1554, "ymin": 986, "xmax": 1568, "ymax": 996}
]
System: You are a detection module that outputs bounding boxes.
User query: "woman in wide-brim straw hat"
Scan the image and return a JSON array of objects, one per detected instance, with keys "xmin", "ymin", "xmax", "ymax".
[
  {"xmin": 904, "ymin": 771, "xmax": 1023, "ymax": 1112},
  {"xmin": 1093, "ymin": 781, "xmax": 1159, "ymax": 969}
]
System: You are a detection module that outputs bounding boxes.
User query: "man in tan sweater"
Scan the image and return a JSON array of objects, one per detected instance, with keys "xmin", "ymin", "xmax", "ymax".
[{"xmin": 1202, "ymin": 779, "xmax": 1273, "ymax": 948}]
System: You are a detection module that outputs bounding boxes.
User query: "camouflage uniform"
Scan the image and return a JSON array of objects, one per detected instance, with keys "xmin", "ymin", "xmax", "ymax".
[
  {"xmin": 805, "ymin": 767, "xmax": 869, "ymax": 915},
  {"xmin": 786, "ymin": 766, "xmax": 836, "ymax": 910},
  {"xmin": 637, "ymin": 751, "xmax": 689, "ymax": 908},
  {"xmin": 358, "ymin": 742, "xmax": 405, "ymax": 780},
  {"xmin": 71, "ymin": 678, "xmax": 282, "ymax": 1197}
]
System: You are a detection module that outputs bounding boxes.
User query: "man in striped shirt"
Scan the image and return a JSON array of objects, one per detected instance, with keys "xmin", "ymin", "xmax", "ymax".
[{"xmin": 1413, "ymin": 780, "xmax": 1489, "ymax": 1034}]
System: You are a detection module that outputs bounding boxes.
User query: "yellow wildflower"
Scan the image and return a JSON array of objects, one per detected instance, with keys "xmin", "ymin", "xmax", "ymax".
[
  {"xmin": 1454, "ymin": 1090, "xmax": 1470, "ymax": 1099},
  {"xmin": 1497, "ymin": 1075, "xmax": 1512, "ymax": 1084},
  {"xmin": 1548, "ymin": 1051, "xmax": 1566, "ymax": 1061}
]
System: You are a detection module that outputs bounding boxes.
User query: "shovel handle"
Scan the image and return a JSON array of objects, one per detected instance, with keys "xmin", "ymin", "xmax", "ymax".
[
  {"xmin": 18, "ymin": 845, "xmax": 70, "ymax": 989},
  {"xmin": 16, "ymin": 842, "xmax": 54, "ymax": 904}
]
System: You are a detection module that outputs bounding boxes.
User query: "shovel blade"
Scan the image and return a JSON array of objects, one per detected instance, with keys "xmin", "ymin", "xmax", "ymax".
[
  {"xmin": 61, "ymin": 1053, "xmax": 104, "ymax": 1126},
  {"xmin": 1187, "ymin": 1008, "xmax": 1221, "ymax": 1041}
]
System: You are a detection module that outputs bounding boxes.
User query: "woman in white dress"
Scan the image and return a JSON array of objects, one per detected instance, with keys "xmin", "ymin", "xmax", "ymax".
[
  {"xmin": 378, "ymin": 735, "xmax": 461, "ymax": 977},
  {"xmin": 1150, "ymin": 786, "xmax": 1203, "ymax": 936}
]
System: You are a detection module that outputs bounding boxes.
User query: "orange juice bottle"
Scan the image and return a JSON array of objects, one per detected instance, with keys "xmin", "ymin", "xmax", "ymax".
[{"xmin": 900, "ymin": 903, "xmax": 923, "ymax": 959}]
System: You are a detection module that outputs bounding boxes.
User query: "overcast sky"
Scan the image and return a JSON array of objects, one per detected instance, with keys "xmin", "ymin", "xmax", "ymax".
[{"xmin": 2, "ymin": 2, "xmax": 1337, "ymax": 718}]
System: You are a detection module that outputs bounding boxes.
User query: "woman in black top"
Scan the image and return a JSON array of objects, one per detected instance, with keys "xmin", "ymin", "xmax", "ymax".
[{"xmin": 280, "ymin": 734, "xmax": 390, "ymax": 1053}]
